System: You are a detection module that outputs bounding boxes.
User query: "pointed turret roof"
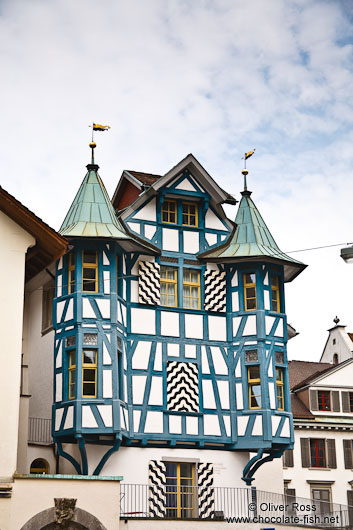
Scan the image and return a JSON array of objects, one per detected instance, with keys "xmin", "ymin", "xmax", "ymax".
[
  {"xmin": 199, "ymin": 186, "xmax": 306, "ymax": 282},
  {"xmin": 59, "ymin": 144, "xmax": 159, "ymax": 253}
]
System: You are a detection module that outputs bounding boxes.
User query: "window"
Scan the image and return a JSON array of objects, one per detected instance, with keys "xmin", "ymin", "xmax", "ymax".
[
  {"xmin": 183, "ymin": 269, "xmax": 200, "ymax": 309},
  {"xmin": 342, "ymin": 392, "xmax": 353, "ymax": 413},
  {"xmin": 82, "ymin": 250, "xmax": 98, "ymax": 292},
  {"xmin": 318, "ymin": 390, "xmax": 331, "ymax": 411},
  {"xmin": 283, "ymin": 449, "xmax": 294, "ymax": 468},
  {"xmin": 42, "ymin": 279, "xmax": 55, "ymax": 332},
  {"xmin": 271, "ymin": 275, "xmax": 280, "ymax": 312},
  {"xmin": 165, "ymin": 462, "xmax": 196, "ymax": 518},
  {"xmin": 275, "ymin": 351, "xmax": 284, "ymax": 364},
  {"xmin": 160, "ymin": 266, "xmax": 178, "ymax": 307},
  {"xmin": 311, "ymin": 487, "xmax": 331, "ymax": 514},
  {"xmin": 68, "ymin": 252, "xmax": 75, "ymax": 293},
  {"xmin": 300, "ymin": 438, "xmax": 336, "ymax": 468},
  {"xmin": 333, "ymin": 353, "xmax": 338, "ymax": 365},
  {"xmin": 182, "ymin": 202, "xmax": 198, "ymax": 227},
  {"xmin": 310, "ymin": 389, "xmax": 340, "ymax": 412},
  {"xmin": 244, "ymin": 272, "xmax": 256, "ymax": 311},
  {"xmin": 82, "ymin": 349, "xmax": 97, "ymax": 397},
  {"xmin": 248, "ymin": 365, "xmax": 261, "ymax": 409},
  {"xmin": 310, "ymin": 439, "xmax": 326, "ymax": 467},
  {"xmin": 245, "ymin": 349, "xmax": 258, "ymax": 362},
  {"xmin": 68, "ymin": 350, "xmax": 76, "ymax": 399},
  {"xmin": 333, "ymin": 338, "xmax": 336, "ymax": 345},
  {"xmin": 343, "ymin": 440, "xmax": 353, "ymax": 469},
  {"xmin": 162, "ymin": 200, "xmax": 177, "ymax": 224},
  {"xmin": 30, "ymin": 458, "xmax": 49, "ymax": 474},
  {"xmin": 276, "ymin": 367, "xmax": 284, "ymax": 410}
]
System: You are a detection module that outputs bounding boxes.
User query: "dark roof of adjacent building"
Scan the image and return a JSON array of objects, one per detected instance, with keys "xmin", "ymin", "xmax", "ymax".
[
  {"xmin": 291, "ymin": 394, "xmax": 314, "ymax": 419},
  {"xmin": 288, "ymin": 360, "xmax": 332, "ymax": 390},
  {"xmin": 126, "ymin": 170, "xmax": 161, "ymax": 186},
  {"xmin": 0, "ymin": 186, "xmax": 68, "ymax": 281}
]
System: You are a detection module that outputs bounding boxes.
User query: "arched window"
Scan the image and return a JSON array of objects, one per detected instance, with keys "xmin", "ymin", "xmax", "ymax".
[
  {"xmin": 30, "ymin": 458, "xmax": 49, "ymax": 474},
  {"xmin": 333, "ymin": 353, "xmax": 339, "ymax": 365}
]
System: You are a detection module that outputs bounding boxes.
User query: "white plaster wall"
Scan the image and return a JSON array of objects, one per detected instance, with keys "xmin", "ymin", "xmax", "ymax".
[
  {"xmin": 26, "ymin": 444, "xmax": 56, "ymax": 475},
  {"xmin": 314, "ymin": 362, "xmax": 353, "ymax": 387},
  {"xmin": 283, "ymin": 428, "xmax": 353, "ymax": 506},
  {"xmin": 60, "ymin": 445, "xmax": 251, "ymax": 488},
  {"xmin": 24, "ymin": 269, "xmax": 56, "ymax": 421},
  {"xmin": 0, "ymin": 211, "xmax": 35, "ymax": 480},
  {"xmin": 321, "ymin": 327, "xmax": 353, "ymax": 364}
]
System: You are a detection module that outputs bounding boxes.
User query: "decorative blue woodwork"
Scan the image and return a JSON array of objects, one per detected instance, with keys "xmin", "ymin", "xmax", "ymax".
[{"xmin": 53, "ymin": 156, "xmax": 299, "ymax": 480}]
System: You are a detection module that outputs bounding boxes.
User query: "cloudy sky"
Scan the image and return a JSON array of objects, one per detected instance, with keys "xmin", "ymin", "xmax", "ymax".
[{"xmin": 2, "ymin": 0, "xmax": 353, "ymax": 360}]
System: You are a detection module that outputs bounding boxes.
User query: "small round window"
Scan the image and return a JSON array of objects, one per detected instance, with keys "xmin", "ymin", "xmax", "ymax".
[{"xmin": 30, "ymin": 458, "xmax": 49, "ymax": 474}]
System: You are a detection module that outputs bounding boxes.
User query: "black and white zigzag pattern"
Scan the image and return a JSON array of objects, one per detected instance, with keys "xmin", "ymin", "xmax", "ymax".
[
  {"xmin": 204, "ymin": 269, "xmax": 226, "ymax": 312},
  {"xmin": 198, "ymin": 462, "xmax": 214, "ymax": 518},
  {"xmin": 148, "ymin": 460, "xmax": 166, "ymax": 517},
  {"xmin": 167, "ymin": 361, "xmax": 199, "ymax": 413},
  {"xmin": 138, "ymin": 261, "xmax": 160, "ymax": 305}
]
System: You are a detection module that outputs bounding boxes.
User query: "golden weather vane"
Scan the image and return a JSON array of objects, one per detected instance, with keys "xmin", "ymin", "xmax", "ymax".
[
  {"xmin": 88, "ymin": 123, "xmax": 111, "ymax": 163},
  {"xmin": 241, "ymin": 148, "xmax": 255, "ymax": 191}
]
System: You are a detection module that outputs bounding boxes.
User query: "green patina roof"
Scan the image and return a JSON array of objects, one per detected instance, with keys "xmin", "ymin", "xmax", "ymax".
[
  {"xmin": 60, "ymin": 163, "xmax": 134, "ymax": 239},
  {"xmin": 199, "ymin": 190, "xmax": 306, "ymax": 282}
]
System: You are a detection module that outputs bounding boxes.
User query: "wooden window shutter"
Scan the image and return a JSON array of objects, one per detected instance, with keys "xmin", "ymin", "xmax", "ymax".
[
  {"xmin": 204, "ymin": 268, "xmax": 226, "ymax": 312},
  {"xmin": 138, "ymin": 262, "xmax": 160, "ymax": 305},
  {"xmin": 198, "ymin": 463, "xmax": 215, "ymax": 518},
  {"xmin": 332, "ymin": 391, "xmax": 340, "ymax": 412},
  {"xmin": 343, "ymin": 440, "xmax": 353, "ymax": 469},
  {"xmin": 283, "ymin": 449, "xmax": 294, "ymax": 468},
  {"xmin": 347, "ymin": 490, "xmax": 353, "ymax": 527},
  {"xmin": 148, "ymin": 460, "xmax": 166, "ymax": 517},
  {"xmin": 300, "ymin": 438, "xmax": 310, "ymax": 468},
  {"xmin": 310, "ymin": 390, "xmax": 318, "ymax": 411},
  {"xmin": 342, "ymin": 392, "xmax": 350, "ymax": 413},
  {"xmin": 326, "ymin": 439, "xmax": 337, "ymax": 469}
]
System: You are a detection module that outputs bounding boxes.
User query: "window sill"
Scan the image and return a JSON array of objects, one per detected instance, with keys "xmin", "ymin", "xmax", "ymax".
[
  {"xmin": 308, "ymin": 467, "xmax": 332, "ymax": 471},
  {"xmin": 41, "ymin": 325, "xmax": 53, "ymax": 337}
]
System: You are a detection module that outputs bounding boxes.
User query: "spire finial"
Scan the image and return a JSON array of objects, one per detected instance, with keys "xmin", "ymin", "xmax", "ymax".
[
  {"xmin": 241, "ymin": 148, "xmax": 255, "ymax": 192},
  {"xmin": 333, "ymin": 316, "xmax": 340, "ymax": 325},
  {"xmin": 89, "ymin": 141, "xmax": 96, "ymax": 164},
  {"xmin": 87, "ymin": 122, "xmax": 111, "ymax": 167}
]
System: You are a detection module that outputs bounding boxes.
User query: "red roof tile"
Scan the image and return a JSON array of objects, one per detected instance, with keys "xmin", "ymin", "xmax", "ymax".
[
  {"xmin": 291, "ymin": 394, "xmax": 314, "ymax": 419},
  {"xmin": 126, "ymin": 170, "xmax": 161, "ymax": 186}
]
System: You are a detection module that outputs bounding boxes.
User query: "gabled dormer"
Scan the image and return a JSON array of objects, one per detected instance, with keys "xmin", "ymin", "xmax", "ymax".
[{"xmin": 114, "ymin": 154, "xmax": 236, "ymax": 254}]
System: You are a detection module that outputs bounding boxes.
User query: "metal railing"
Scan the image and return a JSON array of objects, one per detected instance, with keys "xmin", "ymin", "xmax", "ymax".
[
  {"xmin": 28, "ymin": 417, "xmax": 52, "ymax": 444},
  {"xmin": 120, "ymin": 484, "xmax": 353, "ymax": 528}
]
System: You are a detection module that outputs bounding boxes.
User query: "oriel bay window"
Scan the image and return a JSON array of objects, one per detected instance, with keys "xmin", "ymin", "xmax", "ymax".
[
  {"xmin": 160, "ymin": 266, "xmax": 178, "ymax": 307},
  {"xmin": 183, "ymin": 269, "xmax": 200, "ymax": 309},
  {"xmin": 271, "ymin": 275, "xmax": 280, "ymax": 312},
  {"xmin": 248, "ymin": 365, "xmax": 262, "ymax": 409},
  {"xmin": 244, "ymin": 272, "xmax": 256, "ymax": 311},
  {"xmin": 82, "ymin": 250, "xmax": 98, "ymax": 292},
  {"xmin": 82, "ymin": 349, "xmax": 97, "ymax": 397}
]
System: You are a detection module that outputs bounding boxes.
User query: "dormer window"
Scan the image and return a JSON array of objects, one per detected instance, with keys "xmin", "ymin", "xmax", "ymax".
[
  {"xmin": 318, "ymin": 390, "xmax": 331, "ymax": 411},
  {"xmin": 182, "ymin": 202, "xmax": 198, "ymax": 227},
  {"xmin": 162, "ymin": 200, "xmax": 177, "ymax": 224}
]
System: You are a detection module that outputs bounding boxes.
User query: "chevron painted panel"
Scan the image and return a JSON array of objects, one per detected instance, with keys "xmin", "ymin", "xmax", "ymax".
[
  {"xmin": 138, "ymin": 261, "xmax": 160, "ymax": 305},
  {"xmin": 148, "ymin": 460, "xmax": 166, "ymax": 517},
  {"xmin": 198, "ymin": 462, "xmax": 214, "ymax": 518},
  {"xmin": 167, "ymin": 361, "xmax": 199, "ymax": 412},
  {"xmin": 204, "ymin": 269, "xmax": 226, "ymax": 312}
]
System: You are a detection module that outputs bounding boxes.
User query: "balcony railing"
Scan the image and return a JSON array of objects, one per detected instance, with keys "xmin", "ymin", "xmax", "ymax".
[
  {"xmin": 28, "ymin": 417, "xmax": 52, "ymax": 444},
  {"xmin": 120, "ymin": 484, "xmax": 353, "ymax": 529}
]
